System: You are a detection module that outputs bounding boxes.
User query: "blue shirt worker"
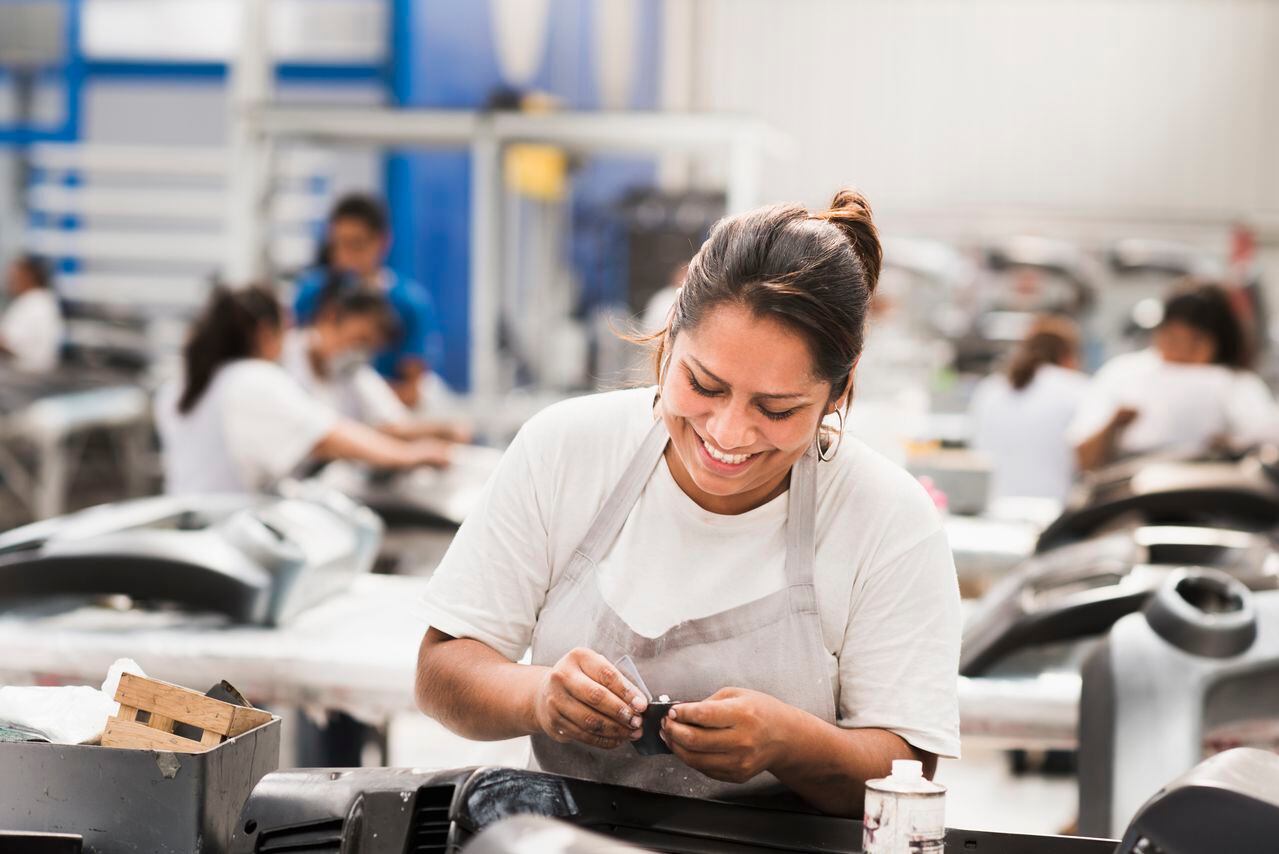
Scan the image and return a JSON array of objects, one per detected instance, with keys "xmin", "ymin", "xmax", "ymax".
[{"xmin": 295, "ymin": 193, "xmax": 443, "ymax": 409}]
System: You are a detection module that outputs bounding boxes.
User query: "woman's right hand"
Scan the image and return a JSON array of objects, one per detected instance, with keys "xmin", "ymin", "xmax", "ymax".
[
  {"xmin": 1111, "ymin": 406, "xmax": 1139, "ymax": 430},
  {"xmin": 532, "ymin": 648, "xmax": 648, "ymax": 750},
  {"xmin": 411, "ymin": 439, "xmax": 453, "ymax": 469}
]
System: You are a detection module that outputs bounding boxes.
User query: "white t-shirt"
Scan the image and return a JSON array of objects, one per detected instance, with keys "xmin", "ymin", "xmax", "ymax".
[
  {"xmin": 0, "ymin": 288, "xmax": 63, "ymax": 373},
  {"xmin": 969, "ymin": 364, "xmax": 1089, "ymax": 501},
  {"xmin": 279, "ymin": 329, "xmax": 408, "ymax": 426},
  {"xmin": 155, "ymin": 359, "xmax": 338, "ymax": 494},
  {"xmin": 1066, "ymin": 349, "xmax": 1279, "ymax": 456},
  {"xmin": 422, "ymin": 387, "xmax": 962, "ymax": 759}
]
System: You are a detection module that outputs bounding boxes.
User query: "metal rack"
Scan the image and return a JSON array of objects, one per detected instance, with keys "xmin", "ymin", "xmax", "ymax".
[{"xmin": 240, "ymin": 103, "xmax": 790, "ymax": 419}]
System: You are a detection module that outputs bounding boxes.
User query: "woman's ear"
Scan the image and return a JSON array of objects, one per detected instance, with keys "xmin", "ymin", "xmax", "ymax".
[{"xmin": 826, "ymin": 365, "xmax": 857, "ymax": 415}]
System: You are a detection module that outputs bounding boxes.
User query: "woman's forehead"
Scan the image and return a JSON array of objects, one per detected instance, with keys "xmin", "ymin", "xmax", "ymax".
[{"xmin": 675, "ymin": 304, "xmax": 824, "ymax": 392}]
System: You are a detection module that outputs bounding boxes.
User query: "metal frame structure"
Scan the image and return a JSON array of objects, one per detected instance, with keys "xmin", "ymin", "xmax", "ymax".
[
  {"xmin": 0, "ymin": 0, "xmax": 83, "ymax": 145},
  {"xmin": 240, "ymin": 104, "xmax": 788, "ymax": 415},
  {"xmin": 0, "ymin": 0, "xmax": 383, "ymax": 147}
]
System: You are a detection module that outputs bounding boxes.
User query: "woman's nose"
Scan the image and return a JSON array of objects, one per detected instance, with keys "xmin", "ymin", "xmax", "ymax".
[{"xmin": 705, "ymin": 405, "xmax": 754, "ymax": 451}]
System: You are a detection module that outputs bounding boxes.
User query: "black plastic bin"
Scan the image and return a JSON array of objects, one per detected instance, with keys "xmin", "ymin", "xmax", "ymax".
[{"xmin": 0, "ymin": 716, "xmax": 280, "ymax": 854}]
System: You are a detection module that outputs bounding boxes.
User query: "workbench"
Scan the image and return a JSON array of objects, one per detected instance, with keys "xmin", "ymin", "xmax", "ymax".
[
  {"xmin": 0, "ymin": 378, "xmax": 151, "ymax": 520},
  {"xmin": 0, "ymin": 573, "xmax": 1082, "ymax": 754}
]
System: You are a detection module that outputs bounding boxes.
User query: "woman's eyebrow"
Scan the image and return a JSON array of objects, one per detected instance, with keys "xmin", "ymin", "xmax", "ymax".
[{"xmin": 687, "ymin": 356, "xmax": 808, "ymax": 400}]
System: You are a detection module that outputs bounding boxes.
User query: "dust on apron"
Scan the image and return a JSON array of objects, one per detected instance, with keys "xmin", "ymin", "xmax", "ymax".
[{"xmin": 530, "ymin": 417, "xmax": 837, "ymax": 802}]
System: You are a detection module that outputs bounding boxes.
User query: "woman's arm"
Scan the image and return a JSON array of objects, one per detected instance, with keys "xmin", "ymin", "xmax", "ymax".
[
  {"xmin": 379, "ymin": 419, "xmax": 473, "ymax": 444},
  {"xmin": 1075, "ymin": 406, "xmax": 1138, "ymax": 472},
  {"xmin": 414, "ymin": 629, "xmax": 545, "ymax": 739},
  {"xmin": 416, "ymin": 629, "xmax": 647, "ymax": 747},
  {"xmin": 660, "ymin": 688, "xmax": 930, "ymax": 817},
  {"xmin": 313, "ymin": 418, "xmax": 451, "ymax": 469},
  {"xmin": 391, "ymin": 358, "xmax": 426, "ymax": 409}
]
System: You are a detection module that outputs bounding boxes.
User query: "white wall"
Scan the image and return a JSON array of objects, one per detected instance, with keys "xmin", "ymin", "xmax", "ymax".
[{"xmin": 681, "ymin": 0, "xmax": 1279, "ymax": 239}]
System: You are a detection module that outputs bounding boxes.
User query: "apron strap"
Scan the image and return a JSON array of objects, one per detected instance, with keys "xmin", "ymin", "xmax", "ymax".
[
  {"xmin": 783, "ymin": 447, "xmax": 818, "ymax": 588},
  {"xmin": 576, "ymin": 415, "xmax": 821, "ymax": 593},
  {"xmin": 575, "ymin": 418, "xmax": 669, "ymax": 563}
]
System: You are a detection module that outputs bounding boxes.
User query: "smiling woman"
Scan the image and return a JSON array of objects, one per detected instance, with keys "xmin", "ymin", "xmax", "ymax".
[{"xmin": 415, "ymin": 190, "xmax": 961, "ymax": 817}]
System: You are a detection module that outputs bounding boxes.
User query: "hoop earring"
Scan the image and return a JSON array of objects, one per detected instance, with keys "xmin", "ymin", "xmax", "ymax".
[{"xmin": 817, "ymin": 408, "xmax": 846, "ymax": 462}]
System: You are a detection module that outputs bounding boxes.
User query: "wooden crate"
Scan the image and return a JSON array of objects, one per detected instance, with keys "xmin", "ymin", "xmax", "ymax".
[{"xmin": 101, "ymin": 673, "xmax": 272, "ymax": 753}]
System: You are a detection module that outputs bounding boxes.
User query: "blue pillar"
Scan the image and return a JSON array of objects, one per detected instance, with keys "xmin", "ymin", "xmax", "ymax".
[{"xmin": 383, "ymin": 0, "xmax": 663, "ymax": 391}]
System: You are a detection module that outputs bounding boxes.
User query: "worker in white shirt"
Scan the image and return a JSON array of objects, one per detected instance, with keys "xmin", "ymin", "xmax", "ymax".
[
  {"xmin": 280, "ymin": 278, "xmax": 471, "ymax": 444},
  {"xmin": 1070, "ymin": 282, "xmax": 1279, "ymax": 471},
  {"xmin": 416, "ymin": 190, "xmax": 960, "ymax": 816},
  {"xmin": 155, "ymin": 285, "xmax": 452, "ymax": 496},
  {"xmin": 0, "ymin": 254, "xmax": 64, "ymax": 374},
  {"xmin": 969, "ymin": 316, "xmax": 1088, "ymax": 501}
]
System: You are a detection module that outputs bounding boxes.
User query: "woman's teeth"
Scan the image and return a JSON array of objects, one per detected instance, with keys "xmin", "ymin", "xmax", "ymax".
[{"xmin": 703, "ymin": 438, "xmax": 753, "ymax": 465}]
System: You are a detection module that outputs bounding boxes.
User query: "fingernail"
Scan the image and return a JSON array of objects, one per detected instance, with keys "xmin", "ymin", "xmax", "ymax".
[
  {"xmin": 631, "ymin": 695, "xmax": 648, "ymax": 712},
  {"xmin": 668, "ymin": 707, "xmax": 678, "ymax": 719},
  {"xmin": 630, "ymin": 716, "xmax": 642, "ymax": 729},
  {"xmin": 630, "ymin": 729, "xmax": 643, "ymax": 741}
]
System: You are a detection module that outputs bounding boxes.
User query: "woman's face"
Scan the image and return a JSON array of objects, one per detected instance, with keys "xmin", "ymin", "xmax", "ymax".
[
  {"xmin": 316, "ymin": 312, "xmax": 384, "ymax": 359},
  {"xmin": 256, "ymin": 322, "xmax": 284, "ymax": 362},
  {"xmin": 329, "ymin": 218, "xmax": 387, "ymax": 281},
  {"xmin": 659, "ymin": 302, "xmax": 842, "ymax": 515},
  {"xmin": 6, "ymin": 262, "xmax": 35, "ymax": 298},
  {"xmin": 1154, "ymin": 320, "xmax": 1216, "ymax": 365}
]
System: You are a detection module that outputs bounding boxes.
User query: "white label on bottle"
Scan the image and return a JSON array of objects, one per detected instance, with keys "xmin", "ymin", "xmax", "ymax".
[{"xmin": 863, "ymin": 789, "xmax": 945, "ymax": 854}]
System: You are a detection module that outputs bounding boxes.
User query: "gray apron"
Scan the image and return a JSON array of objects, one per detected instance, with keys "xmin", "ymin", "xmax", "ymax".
[{"xmin": 529, "ymin": 417, "xmax": 837, "ymax": 801}]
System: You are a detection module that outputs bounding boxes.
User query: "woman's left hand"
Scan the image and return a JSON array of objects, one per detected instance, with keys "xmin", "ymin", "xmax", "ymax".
[{"xmin": 660, "ymin": 687, "xmax": 793, "ymax": 784}]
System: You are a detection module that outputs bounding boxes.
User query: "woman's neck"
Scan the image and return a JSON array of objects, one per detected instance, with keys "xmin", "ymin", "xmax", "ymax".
[{"xmin": 306, "ymin": 330, "xmax": 332, "ymax": 378}]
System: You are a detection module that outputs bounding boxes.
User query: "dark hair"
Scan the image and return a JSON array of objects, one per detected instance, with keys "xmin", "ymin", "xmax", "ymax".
[
  {"xmin": 1007, "ymin": 315, "xmax": 1080, "ymax": 391},
  {"xmin": 650, "ymin": 188, "xmax": 882, "ymax": 411},
  {"xmin": 1160, "ymin": 281, "xmax": 1250, "ymax": 369},
  {"xmin": 328, "ymin": 193, "xmax": 389, "ymax": 236},
  {"xmin": 315, "ymin": 272, "xmax": 396, "ymax": 341},
  {"xmin": 13, "ymin": 254, "xmax": 52, "ymax": 289},
  {"xmin": 178, "ymin": 285, "xmax": 283, "ymax": 414}
]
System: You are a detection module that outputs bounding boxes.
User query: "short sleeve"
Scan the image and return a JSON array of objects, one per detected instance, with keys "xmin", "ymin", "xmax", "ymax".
[
  {"xmin": 420, "ymin": 420, "xmax": 554, "ymax": 660},
  {"xmin": 1066, "ymin": 375, "xmax": 1119, "ymax": 446},
  {"xmin": 351, "ymin": 366, "xmax": 410, "ymax": 426},
  {"xmin": 1227, "ymin": 372, "xmax": 1279, "ymax": 446},
  {"xmin": 222, "ymin": 363, "xmax": 339, "ymax": 488},
  {"xmin": 1, "ymin": 294, "xmax": 62, "ymax": 371},
  {"xmin": 837, "ymin": 527, "xmax": 962, "ymax": 759}
]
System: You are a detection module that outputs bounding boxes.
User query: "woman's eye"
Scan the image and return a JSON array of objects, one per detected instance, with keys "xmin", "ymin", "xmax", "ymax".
[
  {"xmin": 759, "ymin": 407, "xmax": 799, "ymax": 422},
  {"xmin": 687, "ymin": 374, "xmax": 721, "ymax": 397}
]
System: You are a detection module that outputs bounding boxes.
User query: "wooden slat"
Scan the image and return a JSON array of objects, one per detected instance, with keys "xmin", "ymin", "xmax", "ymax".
[
  {"xmin": 114, "ymin": 673, "xmax": 269, "ymax": 737},
  {"xmin": 102, "ymin": 719, "xmax": 208, "ymax": 753},
  {"xmin": 226, "ymin": 705, "xmax": 273, "ymax": 738},
  {"xmin": 116, "ymin": 705, "xmax": 138, "ymax": 722},
  {"xmin": 147, "ymin": 713, "xmax": 176, "ymax": 734},
  {"xmin": 199, "ymin": 729, "xmax": 224, "ymax": 748}
]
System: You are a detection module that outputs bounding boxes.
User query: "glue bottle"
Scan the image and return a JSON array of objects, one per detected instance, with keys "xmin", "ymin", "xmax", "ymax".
[{"xmin": 862, "ymin": 759, "xmax": 946, "ymax": 854}]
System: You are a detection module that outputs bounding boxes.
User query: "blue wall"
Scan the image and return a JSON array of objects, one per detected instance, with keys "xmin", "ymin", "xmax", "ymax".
[{"xmin": 385, "ymin": 0, "xmax": 662, "ymax": 390}]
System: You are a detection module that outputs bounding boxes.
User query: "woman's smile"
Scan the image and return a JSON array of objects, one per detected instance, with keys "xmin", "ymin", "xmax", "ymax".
[{"xmin": 692, "ymin": 428, "xmax": 765, "ymax": 475}]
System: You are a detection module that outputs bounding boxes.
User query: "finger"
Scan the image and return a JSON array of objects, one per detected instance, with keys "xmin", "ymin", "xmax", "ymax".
[
  {"xmin": 553, "ymin": 711, "xmax": 627, "ymax": 750},
  {"xmin": 575, "ymin": 651, "xmax": 648, "ymax": 712},
  {"xmin": 668, "ymin": 699, "xmax": 734, "ymax": 729},
  {"xmin": 563, "ymin": 668, "xmax": 644, "ymax": 726},
  {"xmin": 554, "ymin": 694, "xmax": 637, "ymax": 741},
  {"xmin": 663, "ymin": 730, "xmax": 734, "ymax": 777},
  {"xmin": 661, "ymin": 717, "xmax": 735, "ymax": 754}
]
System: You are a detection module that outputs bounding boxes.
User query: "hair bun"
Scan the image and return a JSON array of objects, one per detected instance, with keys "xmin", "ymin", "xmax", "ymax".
[{"xmin": 816, "ymin": 188, "xmax": 882, "ymax": 294}]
